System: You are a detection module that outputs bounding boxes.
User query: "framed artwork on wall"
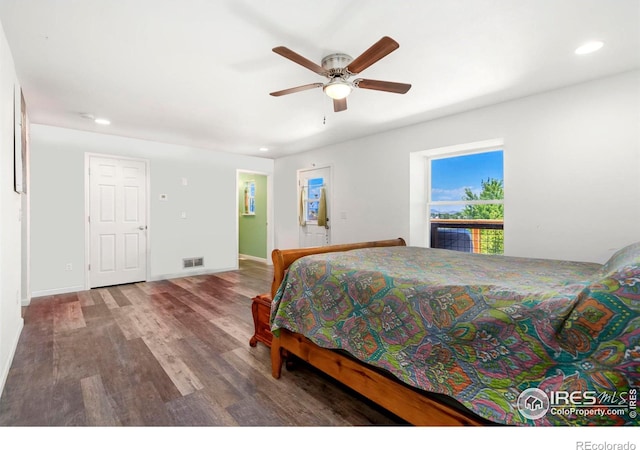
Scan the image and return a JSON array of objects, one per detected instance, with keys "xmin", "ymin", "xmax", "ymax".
[
  {"xmin": 13, "ymin": 85, "xmax": 27, "ymax": 194},
  {"xmin": 243, "ymin": 180, "xmax": 256, "ymax": 215}
]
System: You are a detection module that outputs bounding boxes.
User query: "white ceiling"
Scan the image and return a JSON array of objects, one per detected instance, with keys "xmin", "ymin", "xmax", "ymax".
[{"xmin": 1, "ymin": 0, "xmax": 638, "ymax": 159}]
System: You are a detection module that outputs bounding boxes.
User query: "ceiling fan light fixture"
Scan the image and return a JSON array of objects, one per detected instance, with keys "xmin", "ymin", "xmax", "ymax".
[{"xmin": 324, "ymin": 79, "xmax": 352, "ymax": 100}]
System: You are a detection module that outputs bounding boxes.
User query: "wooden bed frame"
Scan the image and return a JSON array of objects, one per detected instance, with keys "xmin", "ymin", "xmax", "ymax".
[{"xmin": 269, "ymin": 238, "xmax": 487, "ymax": 426}]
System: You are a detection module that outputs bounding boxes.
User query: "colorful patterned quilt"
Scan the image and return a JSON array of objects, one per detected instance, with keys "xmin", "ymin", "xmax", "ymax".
[{"xmin": 270, "ymin": 243, "xmax": 640, "ymax": 425}]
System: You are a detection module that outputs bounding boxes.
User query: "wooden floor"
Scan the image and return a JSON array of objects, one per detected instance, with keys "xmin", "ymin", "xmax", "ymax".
[{"xmin": 0, "ymin": 260, "xmax": 403, "ymax": 426}]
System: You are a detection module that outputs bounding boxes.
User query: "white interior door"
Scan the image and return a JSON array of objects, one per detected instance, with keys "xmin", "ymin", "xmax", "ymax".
[
  {"xmin": 298, "ymin": 166, "xmax": 331, "ymax": 247},
  {"xmin": 88, "ymin": 156, "xmax": 147, "ymax": 288}
]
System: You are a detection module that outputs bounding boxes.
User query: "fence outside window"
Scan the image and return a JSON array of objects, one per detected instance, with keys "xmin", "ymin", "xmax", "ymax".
[{"xmin": 430, "ymin": 219, "xmax": 504, "ymax": 255}]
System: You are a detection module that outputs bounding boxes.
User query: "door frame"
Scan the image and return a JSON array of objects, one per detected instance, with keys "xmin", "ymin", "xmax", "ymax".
[
  {"xmin": 83, "ymin": 153, "xmax": 151, "ymax": 290},
  {"xmin": 236, "ymin": 169, "xmax": 274, "ymax": 265},
  {"xmin": 297, "ymin": 164, "xmax": 333, "ymax": 247}
]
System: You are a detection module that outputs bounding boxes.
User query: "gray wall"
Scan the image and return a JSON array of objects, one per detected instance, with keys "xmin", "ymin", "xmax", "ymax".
[{"xmin": 0, "ymin": 19, "xmax": 24, "ymax": 396}]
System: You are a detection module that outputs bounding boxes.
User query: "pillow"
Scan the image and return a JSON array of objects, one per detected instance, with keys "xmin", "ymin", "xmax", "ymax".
[
  {"xmin": 598, "ymin": 241, "xmax": 640, "ymax": 277},
  {"xmin": 556, "ymin": 241, "xmax": 640, "ymax": 358}
]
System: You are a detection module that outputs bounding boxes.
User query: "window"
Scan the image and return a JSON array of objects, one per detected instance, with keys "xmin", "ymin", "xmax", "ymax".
[
  {"xmin": 428, "ymin": 149, "xmax": 504, "ymax": 254},
  {"xmin": 304, "ymin": 177, "xmax": 324, "ymax": 222}
]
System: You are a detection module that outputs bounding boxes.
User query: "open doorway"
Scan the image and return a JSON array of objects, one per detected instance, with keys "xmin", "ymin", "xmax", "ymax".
[
  {"xmin": 237, "ymin": 171, "xmax": 271, "ymax": 264},
  {"xmin": 297, "ymin": 165, "xmax": 331, "ymax": 248}
]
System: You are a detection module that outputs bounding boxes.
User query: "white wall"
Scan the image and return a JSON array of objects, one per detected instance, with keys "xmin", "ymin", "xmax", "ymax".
[
  {"xmin": 274, "ymin": 70, "xmax": 640, "ymax": 264},
  {"xmin": 29, "ymin": 125, "xmax": 274, "ymax": 296},
  {"xmin": 0, "ymin": 20, "xmax": 24, "ymax": 397}
]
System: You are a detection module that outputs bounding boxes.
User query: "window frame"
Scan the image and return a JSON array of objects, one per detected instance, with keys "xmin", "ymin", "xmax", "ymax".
[{"xmin": 426, "ymin": 145, "xmax": 505, "ymax": 253}]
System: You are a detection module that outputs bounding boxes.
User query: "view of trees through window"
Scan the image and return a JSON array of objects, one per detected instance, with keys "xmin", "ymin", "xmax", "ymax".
[{"xmin": 429, "ymin": 150, "xmax": 504, "ymax": 254}]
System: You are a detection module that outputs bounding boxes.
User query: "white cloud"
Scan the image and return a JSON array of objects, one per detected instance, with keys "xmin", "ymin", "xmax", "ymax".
[{"xmin": 431, "ymin": 186, "xmax": 479, "ymax": 201}]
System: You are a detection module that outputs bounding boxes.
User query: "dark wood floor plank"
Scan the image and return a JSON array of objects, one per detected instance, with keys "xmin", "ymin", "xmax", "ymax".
[
  {"xmin": 222, "ymin": 347, "xmax": 344, "ymax": 426},
  {"xmin": 110, "ymin": 381, "xmax": 173, "ymax": 426},
  {"xmin": 165, "ymin": 389, "xmax": 238, "ymax": 426},
  {"xmin": 111, "ymin": 298, "xmax": 184, "ymax": 343},
  {"xmin": 107, "ymin": 286, "xmax": 133, "ymax": 308},
  {"xmin": 0, "ymin": 362, "xmax": 53, "ymax": 425},
  {"xmin": 120, "ymin": 338, "xmax": 183, "ymax": 403},
  {"xmin": 96, "ymin": 288, "xmax": 121, "ymax": 309},
  {"xmin": 53, "ymin": 299, "xmax": 86, "ymax": 332},
  {"xmin": 284, "ymin": 361, "xmax": 403, "ymax": 425},
  {"xmin": 81, "ymin": 303, "xmax": 112, "ymax": 325},
  {"xmin": 170, "ymin": 337, "xmax": 246, "ymax": 408},
  {"xmin": 52, "ymin": 327, "xmax": 101, "ymax": 383},
  {"xmin": 14, "ymin": 299, "xmax": 55, "ymax": 370},
  {"xmin": 141, "ymin": 334, "xmax": 204, "ymax": 396},
  {"xmin": 173, "ymin": 290, "xmax": 232, "ymax": 321},
  {"xmin": 208, "ymin": 310, "xmax": 253, "ymax": 347},
  {"xmin": 89, "ymin": 289, "xmax": 107, "ymax": 306},
  {"xmin": 172, "ymin": 308, "xmax": 244, "ymax": 355},
  {"xmin": 8, "ymin": 326, "xmax": 53, "ymax": 370},
  {"xmin": 50, "ymin": 377, "xmax": 87, "ymax": 426},
  {"xmin": 76, "ymin": 290, "xmax": 95, "ymax": 307},
  {"xmin": 225, "ymin": 391, "xmax": 289, "ymax": 426},
  {"xmin": 81, "ymin": 375, "xmax": 121, "ymax": 426},
  {"xmin": 192, "ymin": 290, "xmax": 255, "ymax": 329}
]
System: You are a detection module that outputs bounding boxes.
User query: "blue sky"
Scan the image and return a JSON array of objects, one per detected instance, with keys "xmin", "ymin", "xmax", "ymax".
[{"xmin": 431, "ymin": 150, "xmax": 503, "ymax": 202}]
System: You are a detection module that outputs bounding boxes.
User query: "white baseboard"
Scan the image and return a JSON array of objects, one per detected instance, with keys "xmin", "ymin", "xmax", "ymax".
[
  {"xmin": 0, "ymin": 318, "xmax": 24, "ymax": 397},
  {"xmin": 239, "ymin": 254, "xmax": 269, "ymax": 264},
  {"xmin": 149, "ymin": 266, "xmax": 238, "ymax": 281},
  {"xmin": 30, "ymin": 265, "xmax": 247, "ymax": 297},
  {"xmin": 31, "ymin": 284, "xmax": 85, "ymax": 298}
]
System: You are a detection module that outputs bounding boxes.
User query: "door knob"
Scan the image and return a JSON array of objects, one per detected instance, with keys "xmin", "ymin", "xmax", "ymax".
[{"xmin": 138, "ymin": 226, "xmax": 147, "ymax": 230}]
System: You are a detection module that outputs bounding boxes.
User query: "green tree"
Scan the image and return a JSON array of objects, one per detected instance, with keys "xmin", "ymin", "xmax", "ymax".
[
  {"xmin": 462, "ymin": 178, "xmax": 504, "ymax": 219},
  {"xmin": 462, "ymin": 178, "xmax": 504, "ymax": 254}
]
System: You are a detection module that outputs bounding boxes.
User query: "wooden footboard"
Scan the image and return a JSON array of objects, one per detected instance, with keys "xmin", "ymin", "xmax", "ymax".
[{"xmin": 269, "ymin": 238, "xmax": 486, "ymax": 426}]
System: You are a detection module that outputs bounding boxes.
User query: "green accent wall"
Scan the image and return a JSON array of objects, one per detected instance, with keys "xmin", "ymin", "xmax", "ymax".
[{"xmin": 238, "ymin": 173, "xmax": 267, "ymax": 259}]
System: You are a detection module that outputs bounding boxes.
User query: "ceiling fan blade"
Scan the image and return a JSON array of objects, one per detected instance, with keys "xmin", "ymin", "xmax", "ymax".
[
  {"xmin": 273, "ymin": 46, "xmax": 326, "ymax": 75},
  {"xmin": 346, "ymin": 36, "xmax": 399, "ymax": 75},
  {"xmin": 355, "ymin": 79, "xmax": 411, "ymax": 94},
  {"xmin": 333, "ymin": 98, "xmax": 347, "ymax": 112},
  {"xmin": 270, "ymin": 83, "xmax": 323, "ymax": 97}
]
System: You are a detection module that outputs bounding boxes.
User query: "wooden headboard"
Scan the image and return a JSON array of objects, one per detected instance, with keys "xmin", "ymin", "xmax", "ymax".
[{"xmin": 270, "ymin": 237, "xmax": 407, "ymax": 298}]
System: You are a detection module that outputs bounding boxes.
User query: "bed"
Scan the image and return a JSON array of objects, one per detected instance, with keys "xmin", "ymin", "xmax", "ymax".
[{"xmin": 268, "ymin": 238, "xmax": 640, "ymax": 426}]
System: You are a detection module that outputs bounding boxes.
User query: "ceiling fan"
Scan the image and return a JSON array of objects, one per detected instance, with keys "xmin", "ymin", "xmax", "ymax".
[{"xmin": 269, "ymin": 36, "xmax": 411, "ymax": 112}]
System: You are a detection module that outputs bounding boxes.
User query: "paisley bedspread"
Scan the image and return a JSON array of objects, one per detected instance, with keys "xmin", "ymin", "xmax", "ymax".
[{"xmin": 270, "ymin": 243, "xmax": 640, "ymax": 426}]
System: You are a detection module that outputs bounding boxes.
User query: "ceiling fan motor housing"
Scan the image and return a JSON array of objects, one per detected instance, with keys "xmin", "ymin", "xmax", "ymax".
[{"xmin": 321, "ymin": 53, "xmax": 353, "ymax": 78}]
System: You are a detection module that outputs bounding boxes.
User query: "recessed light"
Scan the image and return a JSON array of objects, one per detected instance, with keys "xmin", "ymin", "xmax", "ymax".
[
  {"xmin": 259, "ymin": 147, "xmax": 269, "ymax": 152},
  {"xmin": 575, "ymin": 41, "xmax": 604, "ymax": 55},
  {"xmin": 94, "ymin": 118, "xmax": 111, "ymax": 125}
]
